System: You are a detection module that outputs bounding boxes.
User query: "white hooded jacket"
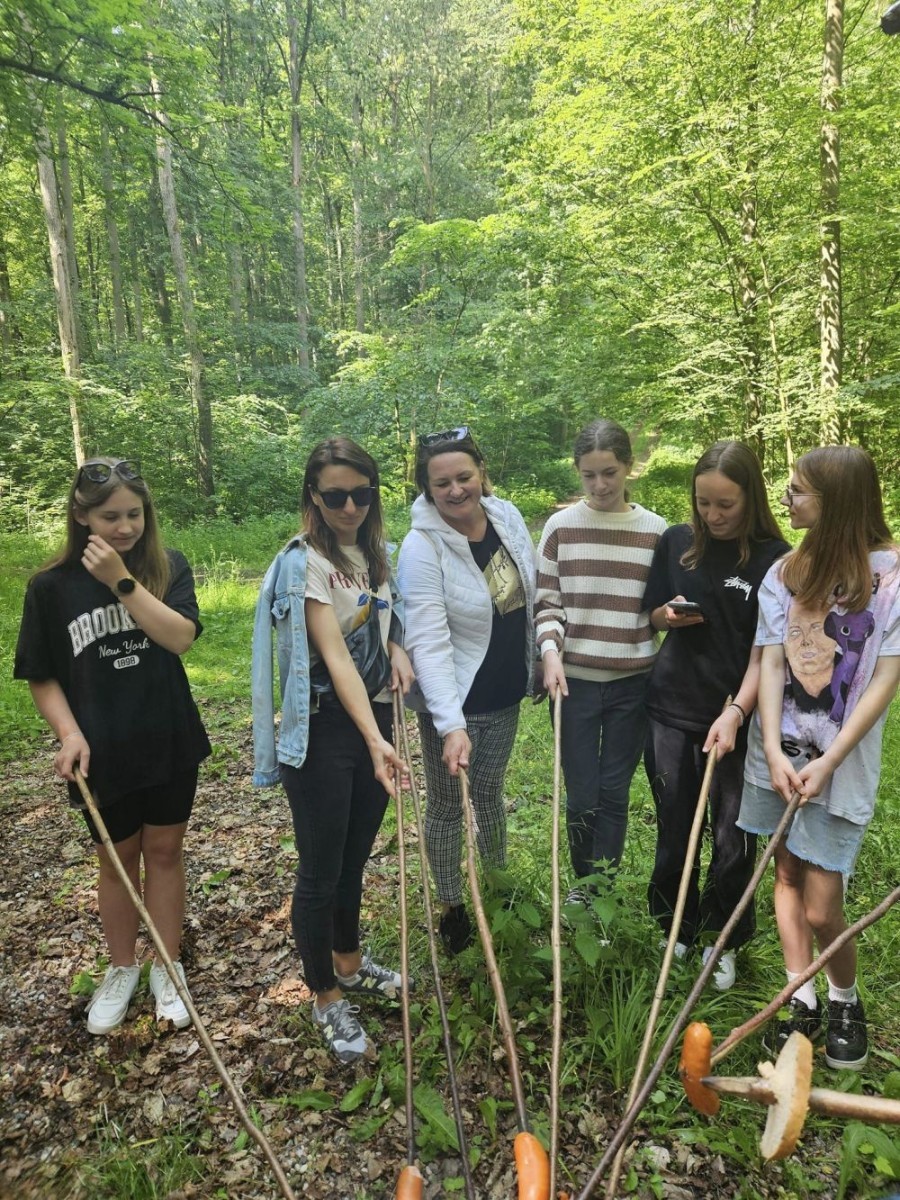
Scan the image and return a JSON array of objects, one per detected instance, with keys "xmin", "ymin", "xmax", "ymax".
[{"xmin": 397, "ymin": 493, "xmax": 537, "ymax": 737}]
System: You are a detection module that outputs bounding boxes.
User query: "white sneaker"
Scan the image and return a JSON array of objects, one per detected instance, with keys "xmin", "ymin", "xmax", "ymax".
[
  {"xmin": 658, "ymin": 938, "xmax": 689, "ymax": 960},
  {"xmin": 86, "ymin": 964, "xmax": 140, "ymax": 1035},
  {"xmin": 149, "ymin": 961, "xmax": 192, "ymax": 1029},
  {"xmin": 702, "ymin": 946, "xmax": 737, "ymax": 991}
]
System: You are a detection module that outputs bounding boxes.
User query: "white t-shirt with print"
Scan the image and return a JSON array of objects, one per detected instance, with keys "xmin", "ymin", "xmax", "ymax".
[
  {"xmin": 306, "ymin": 544, "xmax": 392, "ymax": 701},
  {"xmin": 744, "ymin": 548, "xmax": 900, "ymax": 825}
]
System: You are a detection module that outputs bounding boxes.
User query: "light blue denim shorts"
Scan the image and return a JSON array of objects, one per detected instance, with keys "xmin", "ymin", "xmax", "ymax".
[{"xmin": 738, "ymin": 780, "xmax": 867, "ymax": 876}]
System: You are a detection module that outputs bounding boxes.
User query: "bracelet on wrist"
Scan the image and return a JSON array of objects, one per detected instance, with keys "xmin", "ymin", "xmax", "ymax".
[{"xmin": 728, "ymin": 702, "xmax": 746, "ymax": 725}]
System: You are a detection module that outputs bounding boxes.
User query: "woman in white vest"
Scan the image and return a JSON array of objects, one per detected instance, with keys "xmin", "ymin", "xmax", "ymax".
[{"xmin": 398, "ymin": 428, "xmax": 538, "ymax": 955}]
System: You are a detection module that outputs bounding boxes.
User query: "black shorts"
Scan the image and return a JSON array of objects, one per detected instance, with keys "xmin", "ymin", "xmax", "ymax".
[{"xmin": 79, "ymin": 768, "xmax": 198, "ymax": 845}]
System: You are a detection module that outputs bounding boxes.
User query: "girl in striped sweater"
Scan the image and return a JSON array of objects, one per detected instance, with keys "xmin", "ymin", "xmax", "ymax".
[{"xmin": 536, "ymin": 419, "xmax": 666, "ymax": 901}]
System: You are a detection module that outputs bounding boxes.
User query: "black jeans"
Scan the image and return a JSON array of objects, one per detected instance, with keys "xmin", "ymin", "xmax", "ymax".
[
  {"xmin": 645, "ymin": 718, "xmax": 757, "ymax": 950},
  {"xmin": 281, "ymin": 702, "xmax": 393, "ymax": 993}
]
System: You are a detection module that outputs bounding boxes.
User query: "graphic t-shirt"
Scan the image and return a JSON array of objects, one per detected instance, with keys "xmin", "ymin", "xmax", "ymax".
[
  {"xmin": 14, "ymin": 551, "xmax": 211, "ymax": 807},
  {"xmin": 305, "ymin": 544, "xmax": 393, "ymax": 703},
  {"xmin": 644, "ymin": 526, "xmax": 790, "ymax": 733},
  {"xmin": 743, "ymin": 549, "xmax": 900, "ymax": 824},
  {"xmin": 463, "ymin": 520, "xmax": 527, "ymax": 713}
]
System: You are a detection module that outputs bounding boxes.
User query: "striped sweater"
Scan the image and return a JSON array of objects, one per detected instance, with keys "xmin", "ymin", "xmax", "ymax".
[{"xmin": 535, "ymin": 500, "xmax": 667, "ymax": 681}]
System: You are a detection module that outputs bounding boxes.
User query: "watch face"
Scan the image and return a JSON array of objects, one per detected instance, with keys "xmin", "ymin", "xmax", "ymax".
[{"xmin": 117, "ymin": 577, "xmax": 136, "ymax": 595}]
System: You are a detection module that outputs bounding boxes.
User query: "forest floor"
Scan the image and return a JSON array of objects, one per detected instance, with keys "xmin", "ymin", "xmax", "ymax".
[{"xmin": 0, "ymin": 710, "xmax": 863, "ymax": 1200}]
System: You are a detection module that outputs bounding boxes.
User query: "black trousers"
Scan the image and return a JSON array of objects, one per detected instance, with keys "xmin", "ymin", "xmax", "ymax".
[
  {"xmin": 281, "ymin": 702, "xmax": 393, "ymax": 993},
  {"xmin": 645, "ymin": 718, "xmax": 757, "ymax": 950}
]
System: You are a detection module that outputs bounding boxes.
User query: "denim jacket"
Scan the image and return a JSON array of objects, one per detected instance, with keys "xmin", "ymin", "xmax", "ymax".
[{"xmin": 251, "ymin": 535, "xmax": 403, "ymax": 787}]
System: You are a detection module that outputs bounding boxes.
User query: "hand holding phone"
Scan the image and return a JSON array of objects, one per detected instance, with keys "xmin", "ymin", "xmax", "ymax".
[{"xmin": 668, "ymin": 600, "xmax": 704, "ymax": 616}]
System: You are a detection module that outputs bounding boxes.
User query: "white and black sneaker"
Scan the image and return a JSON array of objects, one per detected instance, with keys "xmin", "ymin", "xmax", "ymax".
[
  {"xmin": 336, "ymin": 955, "xmax": 411, "ymax": 1001},
  {"xmin": 825, "ymin": 997, "xmax": 868, "ymax": 1070},
  {"xmin": 312, "ymin": 998, "xmax": 370, "ymax": 1064}
]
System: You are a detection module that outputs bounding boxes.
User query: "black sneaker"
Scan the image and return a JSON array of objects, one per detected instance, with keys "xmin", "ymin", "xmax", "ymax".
[
  {"xmin": 825, "ymin": 997, "xmax": 868, "ymax": 1070},
  {"xmin": 761, "ymin": 997, "xmax": 823, "ymax": 1058},
  {"xmin": 439, "ymin": 905, "xmax": 474, "ymax": 955}
]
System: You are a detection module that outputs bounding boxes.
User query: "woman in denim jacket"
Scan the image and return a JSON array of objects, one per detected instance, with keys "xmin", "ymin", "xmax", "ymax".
[{"xmin": 252, "ymin": 437, "xmax": 413, "ymax": 1064}]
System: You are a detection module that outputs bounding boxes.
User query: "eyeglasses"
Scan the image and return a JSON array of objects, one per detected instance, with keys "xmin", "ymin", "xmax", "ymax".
[
  {"xmin": 418, "ymin": 426, "xmax": 471, "ymax": 447},
  {"xmin": 77, "ymin": 459, "xmax": 142, "ymax": 486},
  {"xmin": 315, "ymin": 485, "xmax": 377, "ymax": 510},
  {"xmin": 783, "ymin": 484, "xmax": 820, "ymax": 505}
]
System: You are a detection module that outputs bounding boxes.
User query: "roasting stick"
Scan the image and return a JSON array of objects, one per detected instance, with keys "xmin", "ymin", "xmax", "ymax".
[
  {"xmin": 391, "ymin": 692, "xmax": 423, "ymax": 1200},
  {"xmin": 549, "ymin": 691, "xmax": 565, "ymax": 1200},
  {"xmin": 73, "ymin": 767, "xmax": 298, "ymax": 1200},
  {"xmin": 394, "ymin": 708, "xmax": 476, "ymax": 1200},
  {"xmin": 605, "ymin": 698, "xmax": 729, "ymax": 1198},
  {"xmin": 573, "ymin": 790, "xmax": 804, "ymax": 1200},
  {"xmin": 710, "ymin": 881, "xmax": 900, "ymax": 1066},
  {"xmin": 461, "ymin": 767, "xmax": 552, "ymax": 1199}
]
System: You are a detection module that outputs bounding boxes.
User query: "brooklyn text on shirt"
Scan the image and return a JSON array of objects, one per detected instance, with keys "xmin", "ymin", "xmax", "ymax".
[
  {"xmin": 723, "ymin": 575, "xmax": 753, "ymax": 600},
  {"xmin": 68, "ymin": 602, "xmax": 139, "ymax": 655}
]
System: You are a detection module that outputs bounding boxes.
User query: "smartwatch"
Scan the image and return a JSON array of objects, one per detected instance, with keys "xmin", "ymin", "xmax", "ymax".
[{"xmin": 115, "ymin": 577, "xmax": 137, "ymax": 596}]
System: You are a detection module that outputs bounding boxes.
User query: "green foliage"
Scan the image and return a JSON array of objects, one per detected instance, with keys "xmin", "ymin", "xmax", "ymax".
[{"xmin": 73, "ymin": 1122, "xmax": 205, "ymax": 1200}]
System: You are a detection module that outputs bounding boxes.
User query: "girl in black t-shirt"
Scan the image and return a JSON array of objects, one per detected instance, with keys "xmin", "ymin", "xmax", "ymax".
[
  {"xmin": 642, "ymin": 441, "xmax": 788, "ymax": 990},
  {"xmin": 14, "ymin": 458, "xmax": 210, "ymax": 1035}
]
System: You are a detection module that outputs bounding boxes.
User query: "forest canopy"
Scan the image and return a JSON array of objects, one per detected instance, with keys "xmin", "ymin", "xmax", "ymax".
[{"xmin": 1, "ymin": 0, "xmax": 899, "ymax": 528}]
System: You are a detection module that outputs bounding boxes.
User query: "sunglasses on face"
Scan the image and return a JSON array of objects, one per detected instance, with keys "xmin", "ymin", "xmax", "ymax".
[
  {"xmin": 315, "ymin": 485, "xmax": 377, "ymax": 510},
  {"xmin": 418, "ymin": 426, "xmax": 471, "ymax": 447},
  {"xmin": 77, "ymin": 459, "xmax": 142, "ymax": 486}
]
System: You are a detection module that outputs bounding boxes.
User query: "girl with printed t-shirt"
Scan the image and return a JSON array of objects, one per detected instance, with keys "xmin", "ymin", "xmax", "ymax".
[
  {"xmin": 738, "ymin": 446, "xmax": 900, "ymax": 1070},
  {"xmin": 397, "ymin": 428, "xmax": 537, "ymax": 956},
  {"xmin": 536, "ymin": 419, "xmax": 666, "ymax": 902},
  {"xmin": 643, "ymin": 442, "xmax": 788, "ymax": 990},
  {"xmin": 14, "ymin": 458, "xmax": 210, "ymax": 1035},
  {"xmin": 252, "ymin": 437, "xmax": 413, "ymax": 1065}
]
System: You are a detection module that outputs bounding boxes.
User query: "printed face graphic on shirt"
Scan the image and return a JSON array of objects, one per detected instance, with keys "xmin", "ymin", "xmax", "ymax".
[
  {"xmin": 483, "ymin": 543, "xmax": 525, "ymax": 616},
  {"xmin": 785, "ymin": 600, "xmax": 836, "ymax": 702}
]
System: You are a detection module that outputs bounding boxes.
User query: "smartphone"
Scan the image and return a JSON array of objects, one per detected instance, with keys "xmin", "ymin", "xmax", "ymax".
[{"xmin": 668, "ymin": 600, "xmax": 704, "ymax": 616}]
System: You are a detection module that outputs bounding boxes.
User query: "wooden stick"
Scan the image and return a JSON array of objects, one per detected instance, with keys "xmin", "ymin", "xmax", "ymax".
[
  {"xmin": 573, "ymin": 791, "xmax": 803, "ymax": 1200},
  {"xmin": 550, "ymin": 691, "xmax": 564, "ymax": 1200},
  {"xmin": 392, "ymin": 692, "xmax": 416, "ymax": 1170},
  {"xmin": 460, "ymin": 766, "xmax": 530, "ymax": 1133},
  {"xmin": 711, "ymin": 882, "xmax": 900, "ymax": 1065},
  {"xmin": 73, "ymin": 768, "xmax": 298, "ymax": 1200},
  {"xmin": 605, "ymin": 699, "xmax": 728, "ymax": 1197},
  {"xmin": 703, "ymin": 1073, "xmax": 900, "ymax": 1123},
  {"xmin": 394, "ymin": 711, "xmax": 476, "ymax": 1200}
]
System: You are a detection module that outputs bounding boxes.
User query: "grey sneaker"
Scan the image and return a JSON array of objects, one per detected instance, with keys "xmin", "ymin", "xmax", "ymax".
[
  {"xmin": 149, "ymin": 961, "xmax": 191, "ymax": 1029},
  {"xmin": 86, "ymin": 964, "xmax": 140, "ymax": 1035},
  {"xmin": 312, "ymin": 998, "xmax": 370, "ymax": 1063},
  {"xmin": 336, "ymin": 954, "xmax": 412, "ymax": 1000}
]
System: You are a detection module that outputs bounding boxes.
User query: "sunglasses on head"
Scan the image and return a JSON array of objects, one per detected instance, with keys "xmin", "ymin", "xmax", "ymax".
[
  {"xmin": 418, "ymin": 426, "xmax": 471, "ymax": 447},
  {"xmin": 315, "ymin": 485, "xmax": 377, "ymax": 510},
  {"xmin": 77, "ymin": 459, "xmax": 142, "ymax": 486}
]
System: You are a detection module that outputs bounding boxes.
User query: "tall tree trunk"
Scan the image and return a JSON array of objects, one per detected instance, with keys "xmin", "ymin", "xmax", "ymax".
[
  {"xmin": 101, "ymin": 124, "xmax": 127, "ymax": 346},
  {"xmin": 152, "ymin": 74, "xmax": 214, "ymax": 497},
  {"xmin": 819, "ymin": 0, "xmax": 843, "ymax": 443},
  {"xmin": 736, "ymin": 0, "xmax": 763, "ymax": 459},
  {"xmin": 56, "ymin": 113, "xmax": 85, "ymax": 357},
  {"xmin": 0, "ymin": 230, "xmax": 15, "ymax": 358},
  {"xmin": 34, "ymin": 120, "xmax": 84, "ymax": 462},
  {"xmin": 288, "ymin": 0, "xmax": 312, "ymax": 373},
  {"xmin": 127, "ymin": 213, "xmax": 144, "ymax": 342},
  {"xmin": 351, "ymin": 86, "xmax": 366, "ymax": 334},
  {"xmin": 146, "ymin": 181, "xmax": 174, "ymax": 347}
]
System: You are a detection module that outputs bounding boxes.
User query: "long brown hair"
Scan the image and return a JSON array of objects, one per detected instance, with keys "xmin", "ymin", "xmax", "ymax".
[
  {"xmin": 39, "ymin": 458, "xmax": 171, "ymax": 598},
  {"xmin": 302, "ymin": 437, "xmax": 389, "ymax": 587},
  {"xmin": 682, "ymin": 441, "xmax": 783, "ymax": 569},
  {"xmin": 780, "ymin": 445, "xmax": 894, "ymax": 611}
]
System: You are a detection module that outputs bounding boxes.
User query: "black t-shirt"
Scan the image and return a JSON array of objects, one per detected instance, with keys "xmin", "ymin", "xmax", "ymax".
[
  {"xmin": 14, "ymin": 550, "xmax": 211, "ymax": 806},
  {"xmin": 463, "ymin": 520, "xmax": 528, "ymax": 714},
  {"xmin": 643, "ymin": 525, "xmax": 790, "ymax": 733}
]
